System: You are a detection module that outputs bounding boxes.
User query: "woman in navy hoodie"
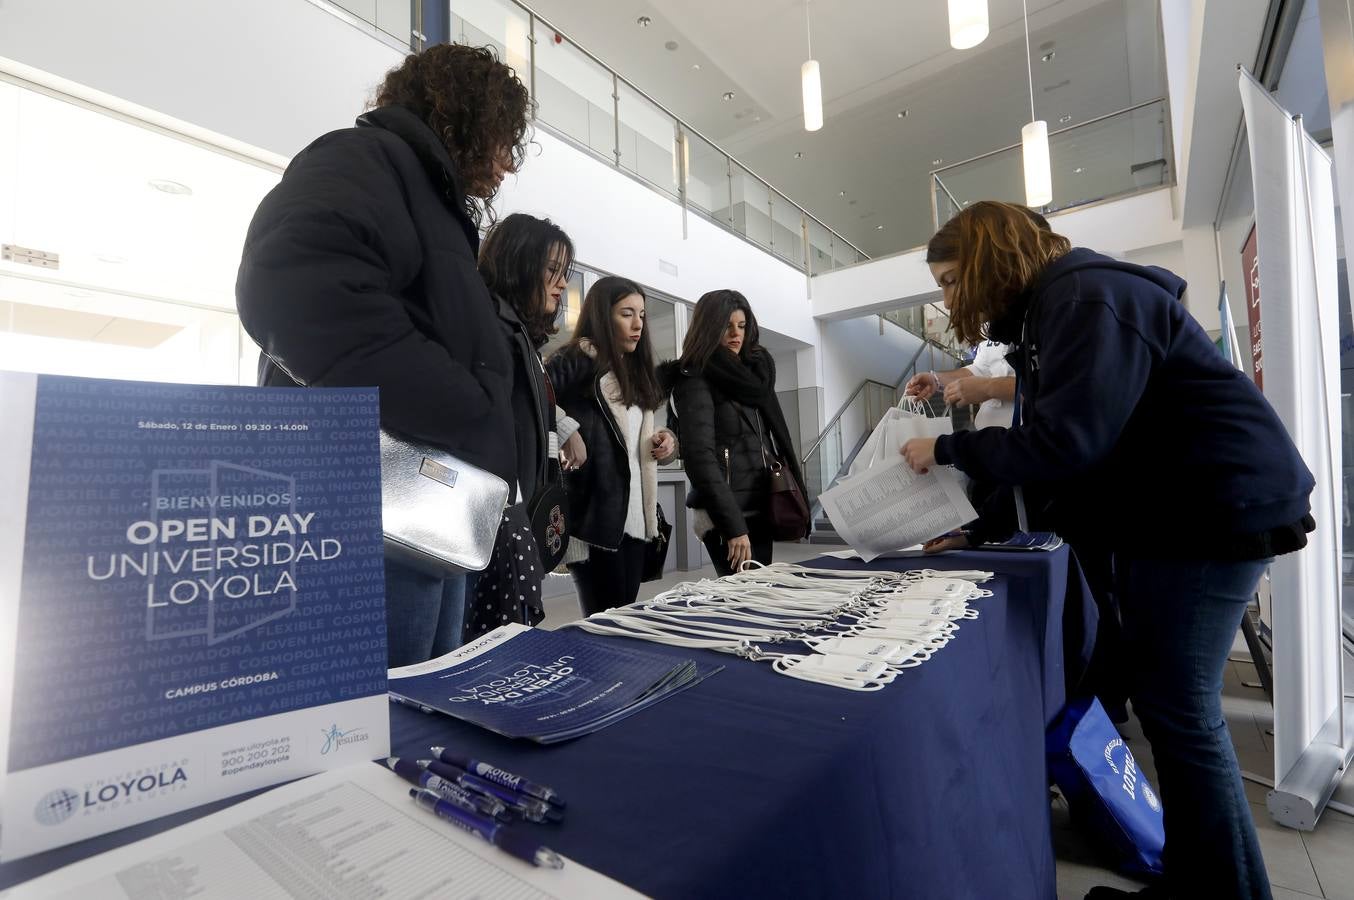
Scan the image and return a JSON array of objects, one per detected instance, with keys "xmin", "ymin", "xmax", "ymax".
[{"xmin": 902, "ymin": 201, "xmax": 1312, "ymax": 900}]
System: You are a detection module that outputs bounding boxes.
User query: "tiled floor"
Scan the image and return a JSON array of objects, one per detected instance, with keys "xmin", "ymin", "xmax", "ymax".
[{"xmin": 540, "ymin": 547, "xmax": 1354, "ymax": 899}]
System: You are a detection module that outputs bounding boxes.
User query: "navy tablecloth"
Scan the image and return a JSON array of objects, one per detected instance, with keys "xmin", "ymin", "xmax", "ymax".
[
  {"xmin": 2, "ymin": 548, "xmax": 1096, "ymax": 898},
  {"xmin": 386, "ymin": 547, "xmax": 1094, "ymax": 900}
]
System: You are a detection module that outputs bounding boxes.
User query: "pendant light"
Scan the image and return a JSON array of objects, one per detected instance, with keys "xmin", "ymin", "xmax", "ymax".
[
  {"xmin": 947, "ymin": 0, "xmax": 989, "ymax": 50},
  {"xmin": 1019, "ymin": 0, "xmax": 1052, "ymax": 207},
  {"xmin": 802, "ymin": 1, "xmax": 823, "ymax": 132}
]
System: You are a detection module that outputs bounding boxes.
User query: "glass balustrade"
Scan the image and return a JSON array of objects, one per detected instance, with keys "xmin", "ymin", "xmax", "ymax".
[{"xmin": 930, "ymin": 98, "xmax": 1172, "ymax": 228}]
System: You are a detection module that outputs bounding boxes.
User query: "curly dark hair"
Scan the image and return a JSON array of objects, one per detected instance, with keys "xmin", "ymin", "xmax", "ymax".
[{"xmin": 373, "ymin": 43, "xmax": 530, "ymax": 228}]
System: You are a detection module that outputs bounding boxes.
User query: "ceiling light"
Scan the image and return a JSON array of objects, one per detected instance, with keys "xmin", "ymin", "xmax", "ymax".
[
  {"xmin": 1019, "ymin": 0, "xmax": 1052, "ymax": 207},
  {"xmin": 636, "ymin": 16, "xmax": 651, "ymax": 27},
  {"xmin": 1059, "ymin": 114, "xmax": 1072, "ymax": 124},
  {"xmin": 838, "ymin": 190, "xmax": 846, "ymax": 197},
  {"xmin": 800, "ymin": 2, "xmax": 823, "ymax": 132},
  {"xmin": 876, "ymin": 224, "xmax": 885, "ymax": 230},
  {"xmin": 897, "ymin": 109, "xmax": 909, "ymax": 118},
  {"xmin": 794, "ymin": 151, "xmax": 804, "ymax": 159},
  {"xmin": 722, "ymin": 91, "xmax": 735, "ymax": 101},
  {"xmin": 947, "ymin": 0, "xmax": 989, "ymax": 50},
  {"xmin": 932, "ymin": 158, "xmax": 944, "ymax": 166},
  {"xmin": 1073, "ymin": 167, "xmax": 1084, "ymax": 174},
  {"xmin": 147, "ymin": 178, "xmax": 192, "ymax": 196},
  {"xmin": 1041, "ymin": 50, "xmax": 1056, "ymax": 62},
  {"xmin": 691, "ymin": 63, "xmax": 701, "ymax": 70}
]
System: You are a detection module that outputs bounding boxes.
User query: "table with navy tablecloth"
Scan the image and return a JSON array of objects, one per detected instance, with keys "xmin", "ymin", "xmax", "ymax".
[
  {"xmin": 389, "ymin": 547, "xmax": 1097, "ymax": 900},
  {"xmin": 0, "ymin": 547, "xmax": 1096, "ymax": 899}
]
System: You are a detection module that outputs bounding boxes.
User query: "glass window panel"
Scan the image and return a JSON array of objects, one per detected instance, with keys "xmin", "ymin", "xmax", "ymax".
[
  {"xmin": 731, "ymin": 163, "xmax": 771, "ymax": 250},
  {"xmin": 618, "ymin": 83, "xmax": 678, "ymax": 200},
  {"xmin": 807, "ymin": 218, "xmax": 834, "ymax": 273},
  {"xmin": 375, "ymin": 0, "xmax": 411, "ymax": 43},
  {"xmin": 684, "ymin": 130, "xmax": 731, "ymax": 223},
  {"xmin": 534, "ymin": 26, "xmax": 615, "ymax": 161},
  {"xmin": 770, "ymin": 191, "xmax": 804, "ymax": 266}
]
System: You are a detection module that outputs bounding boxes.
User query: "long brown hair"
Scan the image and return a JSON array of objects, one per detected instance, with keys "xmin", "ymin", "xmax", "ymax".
[
  {"xmin": 373, "ymin": 44, "xmax": 530, "ymax": 229},
  {"xmin": 479, "ymin": 213, "xmax": 575, "ymax": 348},
  {"xmin": 680, "ymin": 289, "xmax": 761, "ymax": 371},
  {"xmin": 926, "ymin": 201, "xmax": 1071, "ymax": 345},
  {"xmin": 565, "ymin": 276, "xmax": 665, "ymax": 410}
]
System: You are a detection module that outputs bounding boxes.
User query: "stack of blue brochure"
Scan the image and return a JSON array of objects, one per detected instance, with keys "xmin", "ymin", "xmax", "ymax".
[
  {"xmin": 388, "ymin": 624, "xmax": 721, "ymax": 743},
  {"xmin": 982, "ymin": 531, "xmax": 1064, "ymax": 552}
]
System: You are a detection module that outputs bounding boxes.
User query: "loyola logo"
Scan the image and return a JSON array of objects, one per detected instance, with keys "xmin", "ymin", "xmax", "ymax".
[
  {"xmin": 34, "ymin": 766, "xmax": 188, "ymax": 825},
  {"xmin": 34, "ymin": 788, "xmax": 80, "ymax": 826},
  {"xmin": 320, "ymin": 724, "xmax": 370, "ymax": 755}
]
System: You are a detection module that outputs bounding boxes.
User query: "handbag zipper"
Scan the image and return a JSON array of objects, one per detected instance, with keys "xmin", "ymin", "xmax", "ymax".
[{"xmin": 723, "ymin": 448, "xmax": 731, "ymax": 484}]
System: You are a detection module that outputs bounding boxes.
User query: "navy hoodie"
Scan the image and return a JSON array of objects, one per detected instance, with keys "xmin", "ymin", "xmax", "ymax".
[{"xmin": 934, "ymin": 248, "xmax": 1314, "ymax": 552}]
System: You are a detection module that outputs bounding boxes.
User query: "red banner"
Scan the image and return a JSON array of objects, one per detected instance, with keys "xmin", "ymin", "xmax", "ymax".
[{"xmin": 1241, "ymin": 223, "xmax": 1263, "ymax": 390}]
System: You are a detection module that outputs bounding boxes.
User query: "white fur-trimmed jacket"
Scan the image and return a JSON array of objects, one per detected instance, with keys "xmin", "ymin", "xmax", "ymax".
[{"xmin": 545, "ymin": 340, "xmax": 677, "ymax": 551}]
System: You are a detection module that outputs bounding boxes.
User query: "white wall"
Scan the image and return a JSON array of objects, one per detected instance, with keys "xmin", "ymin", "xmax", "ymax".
[
  {"xmin": 0, "ymin": 0, "xmax": 403, "ymax": 160},
  {"xmin": 817, "ymin": 317, "xmax": 928, "ymax": 416}
]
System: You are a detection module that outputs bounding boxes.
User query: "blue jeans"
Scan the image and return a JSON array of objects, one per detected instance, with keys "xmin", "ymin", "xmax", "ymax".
[
  {"xmin": 1115, "ymin": 556, "xmax": 1272, "ymax": 900},
  {"xmin": 383, "ymin": 558, "xmax": 467, "ymax": 667}
]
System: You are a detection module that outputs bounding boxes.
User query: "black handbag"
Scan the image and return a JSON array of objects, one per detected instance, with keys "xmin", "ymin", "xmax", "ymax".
[
  {"xmin": 527, "ymin": 459, "xmax": 570, "ymax": 571},
  {"xmin": 641, "ymin": 503, "xmax": 673, "ymax": 583}
]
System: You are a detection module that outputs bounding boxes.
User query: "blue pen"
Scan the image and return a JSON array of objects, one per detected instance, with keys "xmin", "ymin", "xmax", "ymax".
[
  {"xmin": 418, "ymin": 759, "xmax": 563, "ymax": 823},
  {"xmin": 408, "ymin": 788, "xmax": 564, "ymax": 868},
  {"xmin": 383, "ymin": 757, "xmax": 511, "ymax": 821},
  {"xmin": 430, "ymin": 746, "xmax": 565, "ymax": 808}
]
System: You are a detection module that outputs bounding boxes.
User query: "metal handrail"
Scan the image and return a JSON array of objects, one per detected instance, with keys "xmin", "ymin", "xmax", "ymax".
[
  {"xmin": 799, "ymin": 378, "xmax": 894, "ymax": 465},
  {"xmin": 491, "ymin": 0, "xmax": 870, "ymax": 262},
  {"xmin": 926, "ymin": 96, "xmax": 1168, "ymax": 179}
]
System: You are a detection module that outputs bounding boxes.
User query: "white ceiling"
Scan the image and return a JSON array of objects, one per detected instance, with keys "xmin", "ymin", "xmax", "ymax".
[
  {"xmin": 0, "ymin": 81, "xmax": 281, "ymax": 313},
  {"xmin": 520, "ymin": 0, "xmax": 1166, "ymax": 254}
]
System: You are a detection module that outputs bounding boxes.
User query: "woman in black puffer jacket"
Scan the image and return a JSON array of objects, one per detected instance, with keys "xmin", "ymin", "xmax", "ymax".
[
  {"xmin": 668, "ymin": 290, "xmax": 807, "ymax": 576},
  {"xmin": 546, "ymin": 276, "xmax": 677, "ymax": 615}
]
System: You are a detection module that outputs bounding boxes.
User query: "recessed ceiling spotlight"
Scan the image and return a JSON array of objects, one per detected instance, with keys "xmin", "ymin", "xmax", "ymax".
[
  {"xmin": 722, "ymin": 91, "xmax": 735, "ymax": 101},
  {"xmin": 1073, "ymin": 166, "xmax": 1084, "ymax": 174},
  {"xmin": 665, "ymin": 40, "xmax": 679, "ymax": 51},
  {"xmin": 1059, "ymin": 114, "xmax": 1072, "ymax": 124},
  {"xmin": 692, "ymin": 63, "xmax": 701, "ymax": 70},
  {"xmin": 636, "ymin": 16, "xmax": 651, "ymax": 27},
  {"xmin": 148, "ymin": 178, "xmax": 192, "ymax": 196},
  {"xmin": 897, "ymin": 109, "xmax": 909, "ymax": 118},
  {"xmin": 932, "ymin": 158, "xmax": 944, "ymax": 166},
  {"xmin": 876, "ymin": 224, "xmax": 885, "ymax": 230},
  {"xmin": 838, "ymin": 190, "xmax": 846, "ymax": 197},
  {"xmin": 794, "ymin": 151, "xmax": 804, "ymax": 159}
]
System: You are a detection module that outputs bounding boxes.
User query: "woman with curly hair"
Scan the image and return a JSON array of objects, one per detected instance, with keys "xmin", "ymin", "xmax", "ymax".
[{"xmin": 236, "ymin": 44, "xmax": 531, "ymax": 666}]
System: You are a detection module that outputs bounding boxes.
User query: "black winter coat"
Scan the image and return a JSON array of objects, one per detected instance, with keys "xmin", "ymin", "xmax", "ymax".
[
  {"xmin": 667, "ymin": 353, "xmax": 807, "ymax": 540},
  {"xmin": 495, "ymin": 295, "xmax": 553, "ymax": 504},
  {"xmin": 236, "ymin": 105, "xmax": 515, "ymax": 485},
  {"xmin": 546, "ymin": 344, "xmax": 673, "ymax": 550}
]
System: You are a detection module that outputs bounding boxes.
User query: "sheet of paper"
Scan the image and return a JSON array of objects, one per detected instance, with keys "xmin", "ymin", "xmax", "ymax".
[
  {"xmin": 818, "ymin": 457, "xmax": 977, "ymax": 563},
  {"xmin": 821, "ymin": 546, "xmax": 928, "ymax": 560},
  {"xmin": 7, "ymin": 764, "xmax": 643, "ymax": 900}
]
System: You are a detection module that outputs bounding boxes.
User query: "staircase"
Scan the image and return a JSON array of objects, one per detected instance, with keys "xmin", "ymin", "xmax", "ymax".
[{"xmin": 799, "ymin": 342, "xmax": 969, "ymax": 545}]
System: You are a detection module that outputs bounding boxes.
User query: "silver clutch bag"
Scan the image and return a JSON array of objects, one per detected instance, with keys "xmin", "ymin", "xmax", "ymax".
[{"xmin": 380, "ymin": 430, "xmax": 509, "ymax": 575}]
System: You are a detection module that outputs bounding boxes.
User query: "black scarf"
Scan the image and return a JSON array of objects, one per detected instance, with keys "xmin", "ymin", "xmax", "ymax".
[{"xmin": 701, "ymin": 349, "xmax": 775, "ymax": 407}]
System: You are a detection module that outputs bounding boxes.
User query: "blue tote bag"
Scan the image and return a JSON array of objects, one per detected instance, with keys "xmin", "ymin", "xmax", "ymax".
[{"xmin": 1046, "ymin": 697, "xmax": 1165, "ymax": 876}]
